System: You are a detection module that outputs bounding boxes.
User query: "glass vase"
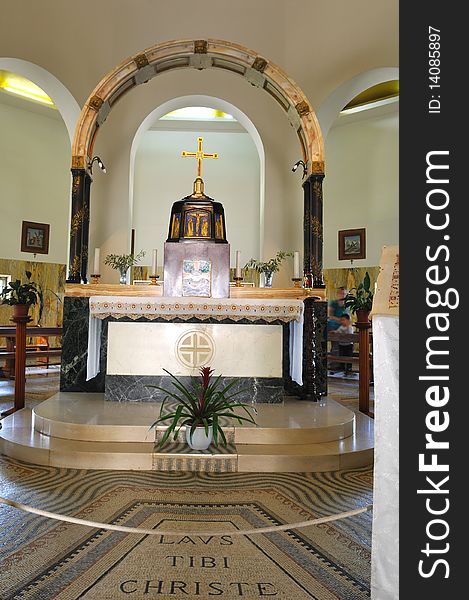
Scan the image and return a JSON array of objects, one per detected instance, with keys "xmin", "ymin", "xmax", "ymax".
[
  {"xmin": 262, "ymin": 272, "xmax": 273, "ymax": 288},
  {"xmin": 119, "ymin": 268, "xmax": 129, "ymax": 285}
]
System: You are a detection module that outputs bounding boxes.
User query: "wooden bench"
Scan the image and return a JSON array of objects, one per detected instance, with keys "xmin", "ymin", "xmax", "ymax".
[
  {"xmin": 0, "ymin": 326, "xmax": 62, "ymax": 378},
  {"xmin": 327, "ymin": 330, "xmax": 373, "ymax": 375}
]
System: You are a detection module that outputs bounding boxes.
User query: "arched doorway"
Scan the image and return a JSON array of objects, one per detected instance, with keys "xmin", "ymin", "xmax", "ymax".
[
  {"xmin": 129, "ymin": 95, "xmax": 265, "ymax": 267},
  {"xmin": 0, "ymin": 60, "xmax": 79, "ymax": 265}
]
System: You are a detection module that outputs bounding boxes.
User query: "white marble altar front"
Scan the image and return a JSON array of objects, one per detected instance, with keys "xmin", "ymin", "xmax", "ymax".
[{"xmin": 107, "ymin": 322, "xmax": 283, "ymax": 378}]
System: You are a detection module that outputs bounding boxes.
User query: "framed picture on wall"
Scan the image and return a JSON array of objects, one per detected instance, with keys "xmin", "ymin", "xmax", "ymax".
[
  {"xmin": 21, "ymin": 221, "xmax": 50, "ymax": 255},
  {"xmin": 338, "ymin": 228, "xmax": 366, "ymax": 260}
]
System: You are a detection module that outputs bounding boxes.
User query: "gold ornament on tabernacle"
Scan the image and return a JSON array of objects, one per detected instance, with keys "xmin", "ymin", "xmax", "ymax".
[
  {"xmin": 171, "ymin": 214, "xmax": 181, "ymax": 238},
  {"xmin": 215, "ymin": 214, "xmax": 224, "ymax": 239}
]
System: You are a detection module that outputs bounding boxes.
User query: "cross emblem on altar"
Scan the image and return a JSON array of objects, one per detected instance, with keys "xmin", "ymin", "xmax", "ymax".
[
  {"xmin": 176, "ymin": 331, "xmax": 214, "ymax": 368},
  {"xmin": 181, "ymin": 137, "xmax": 218, "ymax": 178}
]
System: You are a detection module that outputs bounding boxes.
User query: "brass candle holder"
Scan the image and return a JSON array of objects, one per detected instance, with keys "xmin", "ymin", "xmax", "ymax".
[
  {"xmin": 150, "ymin": 275, "xmax": 160, "ymax": 286},
  {"xmin": 233, "ymin": 276, "xmax": 243, "ymax": 287},
  {"xmin": 292, "ymin": 277, "xmax": 302, "ymax": 289},
  {"xmin": 90, "ymin": 274, "xmax": 101, "ymax": 285}
]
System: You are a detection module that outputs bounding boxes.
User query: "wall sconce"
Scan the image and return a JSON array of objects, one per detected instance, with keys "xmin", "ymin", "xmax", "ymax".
[
  {"xmin": 89, "ymin": 156, "xmax": 107, "ymax": 174},
  {"xmin": 291, "ymin": 160, "xmax": 307, "ymax": 179}
]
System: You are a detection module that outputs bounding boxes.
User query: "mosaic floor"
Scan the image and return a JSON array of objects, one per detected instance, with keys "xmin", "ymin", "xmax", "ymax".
[
  {"xmin": 0, "ymin": 456, "xmax": 372, "ymax": 599},
  {"xmin": 1, "ymin": 368, "xmax": 373, "ymax": 598}
]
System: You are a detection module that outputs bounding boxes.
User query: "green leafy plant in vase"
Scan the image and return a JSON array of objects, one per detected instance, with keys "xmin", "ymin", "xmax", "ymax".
[
  {"xmin": 343, "ymin": 271, "xmax": 374, "ymax": 322},
  {"xmin": 104, "ymin": 250, "xmax": 145, "ymax": 284},
  {"xmin": 149, "ymin": 367, "xmax": 257, "ymax": 450},
  {"xmin": 244, "ymin": 250, "xmax": 293, "ymax": 288},
  {"xmin": 0, "ymin": 270, "xmax": 43, "ymax": 319}
]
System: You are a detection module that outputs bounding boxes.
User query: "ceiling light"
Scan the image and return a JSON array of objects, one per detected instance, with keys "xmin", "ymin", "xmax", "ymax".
[
  {"xmin": 340, "ymin": 96, "xmax": 399, "ymax": 115},
  {"xmin": 0, "ymin": 70, "xmax": 55, "ymax": 107},
  {"xmin": 1, "ymin": 85, "xmax": 54, "ymax": 106},
  {"xmin": 161, "ymin": 107, "xmax": 235, "ymax": 121}
]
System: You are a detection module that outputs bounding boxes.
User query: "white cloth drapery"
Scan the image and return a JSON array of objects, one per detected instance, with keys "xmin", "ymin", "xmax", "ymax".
[
  {"xmin": 371, "ymin": 315, "xmax": 399, "ymax": 599},
  {"xmin": 86, "ymin": 296, "xmax": 304, "ymax": 385}
]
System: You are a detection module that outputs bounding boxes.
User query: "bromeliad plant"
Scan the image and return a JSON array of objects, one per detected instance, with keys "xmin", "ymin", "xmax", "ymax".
[{"xmin": 149, "ymin": 367, "xmax": 257, "ymax": 448}]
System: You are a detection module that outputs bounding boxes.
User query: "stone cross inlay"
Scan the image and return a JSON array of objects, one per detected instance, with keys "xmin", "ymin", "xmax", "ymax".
[{"xmin": 176, "ymin": 331, "xmax": 214, "ymax": 368}]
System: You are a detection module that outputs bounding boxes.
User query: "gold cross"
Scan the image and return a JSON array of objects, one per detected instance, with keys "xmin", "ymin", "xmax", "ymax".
[{"xmin": 181, "ymin": 137, "xmax": 218, "ymax": 178}]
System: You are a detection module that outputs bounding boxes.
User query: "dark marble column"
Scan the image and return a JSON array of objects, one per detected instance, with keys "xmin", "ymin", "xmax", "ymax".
[
  {"xmin": 80, "ymin": 174, "xmax": 92, "ymax": 284},
  {"xmin": 59, "ymin": 296, "xmax": 105, "ymax": 392},
  {"xmin": 66, "ymin": 169, "xmax": 92, "ymax": 283},
  {"xmin": 303, "ymin": 171, "xmax": 325, "ymax": 289},
  {"xmin": 301, "ymin": 298, "xmax": 328, "ymax": 400}
]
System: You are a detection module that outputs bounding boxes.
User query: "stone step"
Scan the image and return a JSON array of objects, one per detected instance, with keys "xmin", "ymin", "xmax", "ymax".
[
  {"xmin": 0, "ymin": 407, "xmax": 373, "ymax": 472},
  {"xmin": 31, "ymin": 392, "xmax": 355, "ymax": 445}
]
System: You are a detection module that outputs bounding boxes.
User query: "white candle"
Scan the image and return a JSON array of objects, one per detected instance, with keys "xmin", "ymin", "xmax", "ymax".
[
  {"xmin": 235, "ymin": 250, "xmax": 241, "ymax": 277},
  {"xmin": 151, "ymin": 249, "xmax": 158, "ymax": 275},
  {"xmin": 93, "ymin": 248, "xmax": 100, "ymax": 274},
  {"xmin": 293, "ymin": 251, "xmax": 300, "ymax": 278}
]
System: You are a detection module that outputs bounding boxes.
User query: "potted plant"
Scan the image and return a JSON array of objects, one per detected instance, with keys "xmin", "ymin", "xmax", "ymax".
[
  {"xmin": 244, "ymin": 251, "xmax": 293, "ymax": 288},
  {"xmin": 344, "ymin": 272, "xmax": 374, "ymax": 323},
  {"xmin": 0, "ymin": 271, "xmax": 42, "ymax": 318},
  {"xmin": 149, "ymin": 367, "xmax": 256, "ymax": 450},
  {"xmin": 104, "ymin": 250, "xmax": 145, "ymax": 284}
]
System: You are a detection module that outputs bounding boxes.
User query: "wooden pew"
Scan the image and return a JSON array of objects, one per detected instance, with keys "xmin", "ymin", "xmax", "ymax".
[{"xmin": 0, "ymin": 326, "xmax": 62, "ymax": 379}]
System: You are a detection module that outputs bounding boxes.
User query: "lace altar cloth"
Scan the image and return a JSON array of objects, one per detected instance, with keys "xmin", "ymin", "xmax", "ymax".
[
  {"xmin": 86, "ymin": 296, "xmax": 304, "ymax": 384},
  {"xmin": 89, "ymin": 296, "xmax": 303, "ymax": 322}
]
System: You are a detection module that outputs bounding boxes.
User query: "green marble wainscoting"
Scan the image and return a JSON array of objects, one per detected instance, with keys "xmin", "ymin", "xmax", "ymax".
[
  {"xmin": 0, "ymin": 259, "xmax": 66, "ymax": 333},
  {"xmin": 324, "ymin": 267, "xmax": 380, "ymax": 307}
]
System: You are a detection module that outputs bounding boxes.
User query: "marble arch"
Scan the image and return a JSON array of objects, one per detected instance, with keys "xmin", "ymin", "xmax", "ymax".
[{"xmin": 67, "ymin": 39, "xmax": 325, "ymax": 287}]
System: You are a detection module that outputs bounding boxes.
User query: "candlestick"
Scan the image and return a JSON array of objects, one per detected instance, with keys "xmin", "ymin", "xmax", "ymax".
[
  {"xmin": 235, "ymin": 250, "xmax": 241, "ymax": 278},
  {"xmin": 150, "ymin": 275, "xmax": 160, "ymax": 286},
  {"xmin": 90, "ymin": 274, "xmax": 101, "ymax": 285},
  {"xmin": 93, "ymin": 248, "xmax": 100, "ymax": 274},
  {"xmin": 293, "ymin": 251, "xmax": 300, "ymax": 279},
  {"xmin": 151, "ymin": 249, "xmax": 158, "ymax": 277},
  {"xmin": 291, "ymin": 277, "xmax": 302, "ymax": 289},
  {"xmin": 233, "ymin": 276, "xmax": 243, "ymax": 287}
]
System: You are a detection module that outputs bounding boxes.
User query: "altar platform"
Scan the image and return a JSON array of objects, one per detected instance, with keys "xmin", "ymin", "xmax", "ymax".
[{"xmin": 0, "ymin": 393, "xmax": 373, "ymax": 472}]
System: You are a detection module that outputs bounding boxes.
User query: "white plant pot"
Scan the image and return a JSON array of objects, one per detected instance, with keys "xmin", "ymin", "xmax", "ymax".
[{"xmin": 186, "ymin": 425, "xmax": 213, "ymax": 450}]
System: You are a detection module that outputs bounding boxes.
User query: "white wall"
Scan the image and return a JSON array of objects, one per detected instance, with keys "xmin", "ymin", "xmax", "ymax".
[
  {"xmin": 323, "ymin": 110, "xmax": 399, "ymax": 268},
  {"xmin": 0, "ymin": 98, "xmax": 71, "ymax": 263},
  {"xmin": 133, "ymin": 128, "xmax": 260, "ymax": 267}
]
